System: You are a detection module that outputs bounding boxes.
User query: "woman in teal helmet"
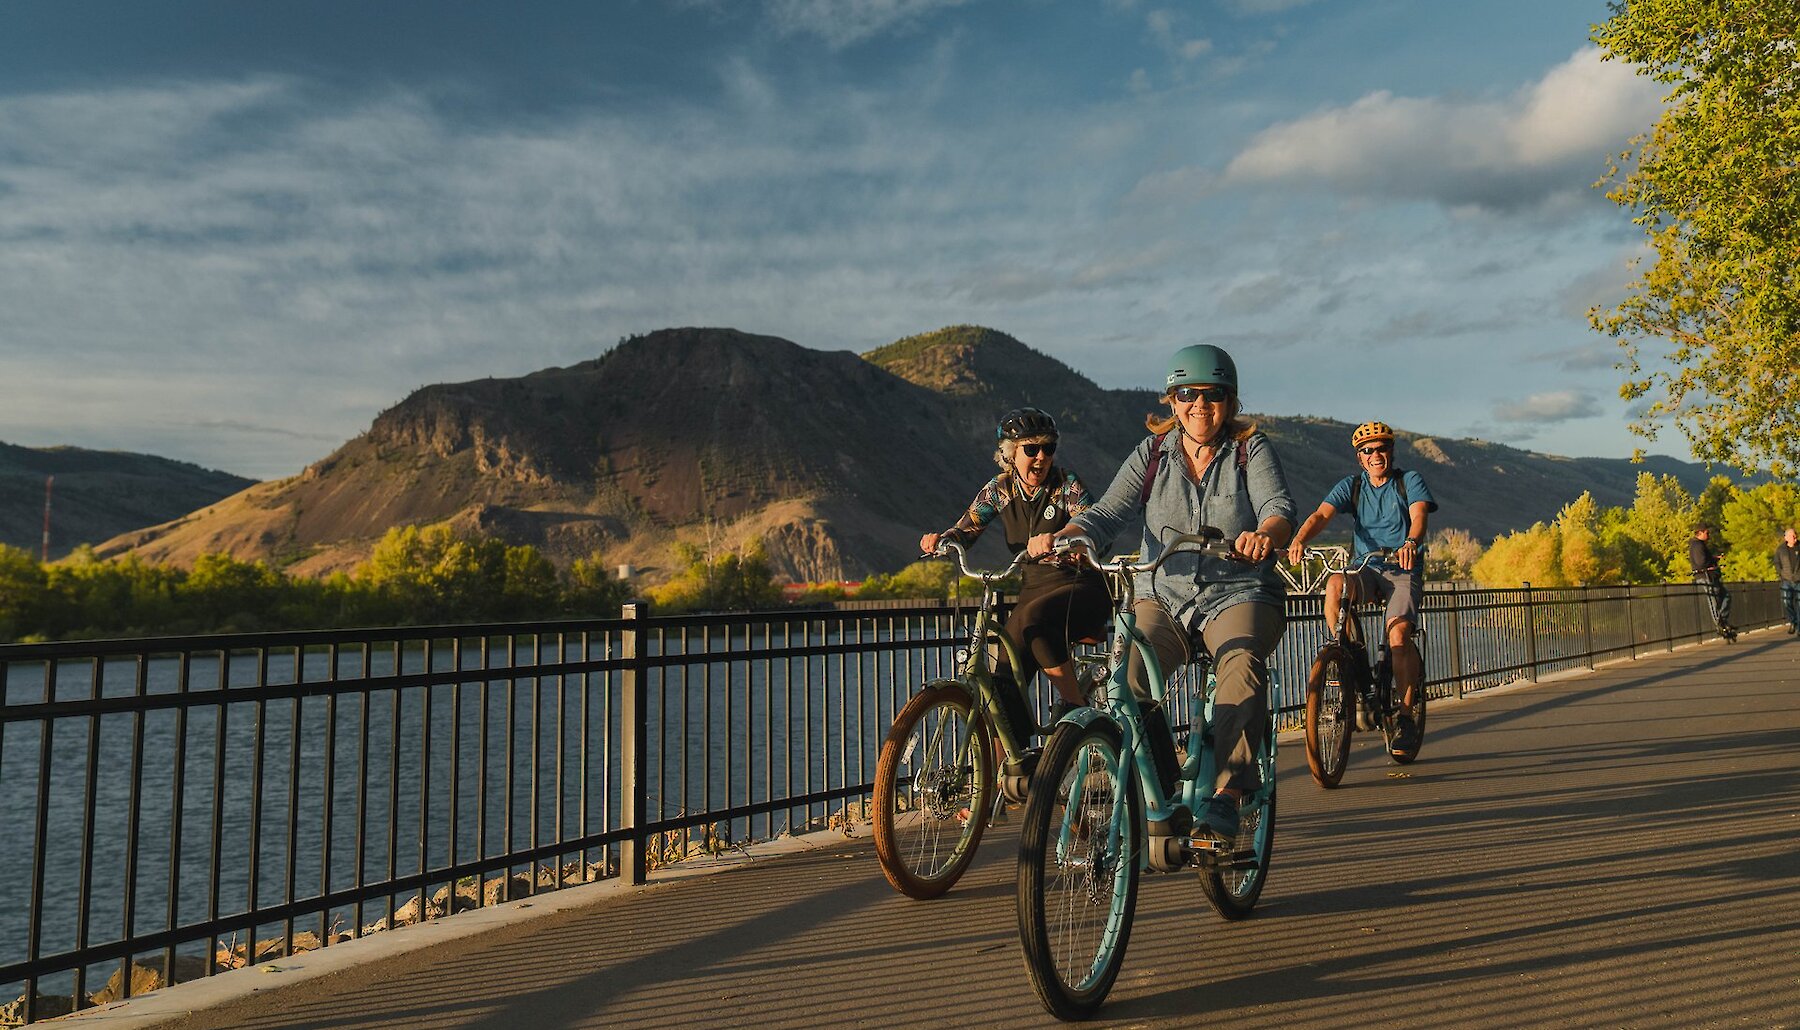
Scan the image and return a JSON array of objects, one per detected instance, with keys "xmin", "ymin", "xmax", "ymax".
[{"xmin": 1032, "ymin": 344, "xmax": 1295, "ymax": 846}]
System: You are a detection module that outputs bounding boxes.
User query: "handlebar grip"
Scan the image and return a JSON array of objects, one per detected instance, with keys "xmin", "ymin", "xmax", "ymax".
[{"xmin": 1166, "ymin": 527, "xmax": 1225, "ymax": 547}]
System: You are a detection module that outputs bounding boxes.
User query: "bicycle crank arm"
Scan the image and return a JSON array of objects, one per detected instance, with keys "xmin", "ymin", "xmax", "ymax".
[{"xmin": 1186, "ymin": 842, "xmax": 1258, "ymax": 870}]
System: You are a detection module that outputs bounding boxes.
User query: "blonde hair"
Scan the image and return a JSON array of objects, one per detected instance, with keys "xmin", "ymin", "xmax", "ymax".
[
  {"xmin": 995, "ymin": 433, "xmax": 1056, "ymax": 470},
  {"xmin": 1144, "ymin": 394, "xmax": 1255, "ymax": 444}
]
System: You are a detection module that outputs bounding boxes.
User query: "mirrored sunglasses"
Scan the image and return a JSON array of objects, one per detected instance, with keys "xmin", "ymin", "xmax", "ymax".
[{"xmin": 1172, "ymin": 385, "xmax": 1229, "ymax": 404}]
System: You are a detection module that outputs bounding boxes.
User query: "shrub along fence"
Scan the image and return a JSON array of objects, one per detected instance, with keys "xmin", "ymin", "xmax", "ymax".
[{"xmin": 0, "ymin": 579, "xmax": 1780, "ymax": 1024}]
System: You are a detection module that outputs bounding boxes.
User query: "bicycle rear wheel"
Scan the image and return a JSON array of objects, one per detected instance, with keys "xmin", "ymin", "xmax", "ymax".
[
  {"xmin": 873, "ymin": 682, "xmax": 996, "ymax": 899},
  {"xmin": 1384, "ymin": 683, "xmax": 1427, "ymax": 765},
  {"xmin": 1017, "ymin": 719, "xmax": 1141, "ymax": 1020},
  {"xmin": 1304, "ymin": 646, "xmax": 1354, "ymax": 788},
  {"xmin": 1200, "ymin": 716, "xmax": 1277, "ymax": 919}
]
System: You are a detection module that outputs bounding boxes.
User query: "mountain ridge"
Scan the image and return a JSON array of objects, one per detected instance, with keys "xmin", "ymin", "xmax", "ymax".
[
  {"xmin": 0, "ymin": 442, "xmax": 255, "ymax": 560},
  {"xmin": 93, "ymin": 326, "xmax": 1735, "ymax": 580}
]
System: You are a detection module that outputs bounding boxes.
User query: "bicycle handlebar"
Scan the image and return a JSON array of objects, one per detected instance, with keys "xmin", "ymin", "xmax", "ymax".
[
  {"xmin": 1276, "ymin": 544, "xmax": 1426, "ymax": 593},
  {"xmin": 1052, "ymin": 528, "xmax": 1241, "ymax": 577},
  {"xmin": 925, "ymin": 539, "xmax": 1033, "ymax": 583}
]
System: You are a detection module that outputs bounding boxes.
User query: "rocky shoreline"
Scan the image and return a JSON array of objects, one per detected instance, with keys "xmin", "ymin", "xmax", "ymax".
[{"xmin": 0, "ymin": 856, "xmax": 614, "ymax": 1027}]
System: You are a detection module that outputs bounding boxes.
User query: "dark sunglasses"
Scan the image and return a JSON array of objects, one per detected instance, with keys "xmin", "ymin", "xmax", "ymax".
[
  {"xmin": 1020, "ymin": 442, "xmax": 1058, "ymax": 458},
  {"xmin": 1358, "ymin": 444, "xmax": 1392, "ymax": 456},
  {"xmin": 1172, "ymin": 385, "xmax": 1229, "ymax": 404}
]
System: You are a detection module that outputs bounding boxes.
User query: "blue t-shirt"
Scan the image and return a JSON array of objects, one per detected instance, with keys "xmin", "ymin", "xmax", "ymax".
[{"xmin": 1323, "ymin": 469, "xmax": 1437, "ymax": 563}]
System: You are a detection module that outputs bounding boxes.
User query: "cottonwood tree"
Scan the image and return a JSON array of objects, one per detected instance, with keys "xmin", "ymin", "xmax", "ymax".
[{"xmin": 1590, "ymin": 0, "xmax": 1800, "ymax": 474}]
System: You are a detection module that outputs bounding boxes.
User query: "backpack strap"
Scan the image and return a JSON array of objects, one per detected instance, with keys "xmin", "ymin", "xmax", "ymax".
[
  {"xmin": 1349, "ymin": 469, "xmax": 1410, "ymax": 523},
  {"xmin": 1139, "ymin": 431, "xmax": 1169, "ymax": 507},
  {"xmin": 1139, "ymin": 431, "xmax": 1251, "ymax": 507}
]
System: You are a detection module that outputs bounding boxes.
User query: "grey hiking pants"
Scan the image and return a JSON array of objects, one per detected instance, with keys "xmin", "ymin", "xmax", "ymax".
[{"xmin": 1123, "ymin": 597, "xmax": 1285, "ymax": 795}]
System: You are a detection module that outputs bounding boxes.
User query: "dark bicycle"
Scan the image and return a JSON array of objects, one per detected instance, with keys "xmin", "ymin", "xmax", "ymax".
[
  {"xmin": 1288, "ymin": 546, "xmax": 1427, "ymax": 788},
  {"xmin": 872, "ymin": 541, "xmax": 1101, "ymax": 899}
]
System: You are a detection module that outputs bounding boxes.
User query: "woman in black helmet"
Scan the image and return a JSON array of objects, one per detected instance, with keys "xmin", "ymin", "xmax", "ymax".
[{"xmin": 920, "ymin": 407, "xmax": 1110, "ymax": 715}]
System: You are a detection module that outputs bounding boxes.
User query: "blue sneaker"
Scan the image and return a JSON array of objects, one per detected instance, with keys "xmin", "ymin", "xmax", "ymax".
[{"xmin": 1197, "ymin": 792, "xmax": 1240, "ymax": 847}]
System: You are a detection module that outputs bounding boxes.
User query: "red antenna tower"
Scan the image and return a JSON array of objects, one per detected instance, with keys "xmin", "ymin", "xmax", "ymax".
[{"xmin": 42, "ymin": 475, "xmax": 53, "ymax": 563}]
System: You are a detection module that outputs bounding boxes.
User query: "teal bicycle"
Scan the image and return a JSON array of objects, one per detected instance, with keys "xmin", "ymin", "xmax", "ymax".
[{"xmin": 1016, "ymin": 529, "xmax": 1278, "ymax": 1020}]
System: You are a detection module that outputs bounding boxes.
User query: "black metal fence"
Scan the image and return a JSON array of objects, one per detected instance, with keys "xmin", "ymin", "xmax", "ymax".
[{"xmin": 0, "ymin": 580, "xmax": 1781, "ymax": 1024}]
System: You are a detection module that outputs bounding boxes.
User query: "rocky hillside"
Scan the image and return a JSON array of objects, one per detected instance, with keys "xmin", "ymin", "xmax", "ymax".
[
  {"xmin": 0, "ymin": 443, "xmax": 253, "ymax": 560},
  {"xmin": 95, "ymin": 326, "xmax": 1736, "ymax": 581}
]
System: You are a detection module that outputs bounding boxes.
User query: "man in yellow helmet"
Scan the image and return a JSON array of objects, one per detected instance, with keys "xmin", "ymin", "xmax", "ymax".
[{"xmin": 1287, "ymin": 421, "xmax": 1438, "ymax": 753}]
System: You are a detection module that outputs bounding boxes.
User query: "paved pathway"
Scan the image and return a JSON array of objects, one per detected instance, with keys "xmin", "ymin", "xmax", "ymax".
[{"xmin": 98, "ymin": 633, "xmax": 1800, "ymax": 1028}]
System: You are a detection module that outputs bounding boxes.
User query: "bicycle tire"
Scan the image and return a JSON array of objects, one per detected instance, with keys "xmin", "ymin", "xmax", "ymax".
[
  {"xmin": 1017, "ymin": 719, "xmax": 1141, "ymax": 1020},
  {"xmin": 873, "ymin": 682, "xmax": 996, "ymax": 899},
  {"xmin": 1303, "ymin": 646, "xmax": 1354, "ymax": 788},
  {"xmin": 1200, "ymin": 716, "xmax": 1277, "ymax": 919}
]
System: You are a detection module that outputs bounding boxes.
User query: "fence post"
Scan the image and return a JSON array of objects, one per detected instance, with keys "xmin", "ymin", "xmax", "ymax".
[
  {"xmin": 1446, "ymin": 586, "xmax": 1465, "ymax": 700},
  {"xmin": 619, "ymin": 602, "xmax": 649, "ymax": 886},
  {"xmin": 1580, "ymin": 585, "xmax": 1595, "ymax": 670},
  {"xmin": 1623, "ymin": 584, "xmax": 1636, "ymax": 658},
  {"xmin": 1523, "ymin": 584, "xmax": 1538, "ymax": 683},
  {"xmin": 1661, "ymin": 582, "xmax": 1676, "ymax": 651}
]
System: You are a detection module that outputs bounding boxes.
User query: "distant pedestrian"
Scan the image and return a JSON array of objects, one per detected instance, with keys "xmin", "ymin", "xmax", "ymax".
[
  {"xmin": 1690, "ymin": 524, "xmax": 1736, "ymax": 640},
  {"xmin": 1776, "ymin": 527, "xmax": 1800, "ymax": 635}
]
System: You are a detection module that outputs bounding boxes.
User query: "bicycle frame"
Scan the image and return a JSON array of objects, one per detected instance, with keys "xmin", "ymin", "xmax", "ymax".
[
  {"xmin": 933, "ymin": 542, "xmax": 1043, "ymax": 762},
  {"xmin": 1051, "ymin": 534, "xmax": 1276, "ymax": 872},
  {"xmin": 1288, "ymin": 545, "xmax": 1428, "ymax": 776}
]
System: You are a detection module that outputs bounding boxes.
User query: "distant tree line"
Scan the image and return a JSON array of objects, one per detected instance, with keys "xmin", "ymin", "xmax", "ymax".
[
  {"xmin": 3, "ymin": 476, "xmax": 1793, "ymax": 642},
  {"xmin": 1472, "ymin": 473, "xmax": 1799, "ymax": 588},
  {"xmin": 0, "ymin": 524, "xmax": 632, "ymax": 643},
  {"xmin": 0, "ymin": 525, "xmax": 996, "ymax": 643}
]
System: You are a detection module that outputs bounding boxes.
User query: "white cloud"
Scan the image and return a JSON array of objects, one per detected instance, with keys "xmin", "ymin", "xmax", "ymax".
[
  {"xmin": 1493, "ymin": 391, "xmax": 1604, "ymax": 423},
  {"xmin": 1228, "ymin": 0, "xmax": 1323, "ymax": 12},
  {"xmin": 764, "ymin": 0, "xmax": 977, "ymax": 47},
  {"xmin": 1223, "ymin": 47, "xmax": 1664, "ymax": 212},
  {"xmin": 1525, "ymin": 342, "xmax": 1621, "ymax": 372},
  {"xmin": 0, "ymin": 73, "xmax": 1209, "ymax": 475},
  {"xmin": 1216, "ymin": 274, "xmax": 1294, "ymax": 317},
  {"xmin": 1145, "ymin": 8, "xmax": 1213, "ymax": 62},
  {"xmin": 1122, "ymin": 164, "xmax": 1218, "ymax": 206}
]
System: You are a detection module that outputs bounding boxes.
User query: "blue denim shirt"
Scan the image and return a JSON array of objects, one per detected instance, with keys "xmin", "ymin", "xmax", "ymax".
[{"xmin": 1073, "ymin": 429, "xmax": 1295, "ymax": 631}]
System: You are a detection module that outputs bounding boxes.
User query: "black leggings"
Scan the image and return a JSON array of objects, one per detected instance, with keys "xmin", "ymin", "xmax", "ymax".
[{"xmin": 997, "ymin": 573, "xmax": 1112, "ymax": 688}]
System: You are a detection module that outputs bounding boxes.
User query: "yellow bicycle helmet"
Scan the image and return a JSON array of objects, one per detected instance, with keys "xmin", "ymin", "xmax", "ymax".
[{"xmin": 1351, "ymin": 421, "xmax": 1394, "ymax": 448}]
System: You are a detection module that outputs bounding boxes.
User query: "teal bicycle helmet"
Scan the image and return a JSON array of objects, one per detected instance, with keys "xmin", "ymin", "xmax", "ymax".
[{"xmin": 1164, "ymin": 344, "xmax": 1238, "ymax": 394}]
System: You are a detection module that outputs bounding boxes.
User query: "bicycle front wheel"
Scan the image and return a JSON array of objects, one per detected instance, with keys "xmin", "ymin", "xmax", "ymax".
[
  {"xmin": 1017, "ymin": 719, "xmax": 1141, "ymax": 1021},
  {"xmin": 873, "ymin": 682, "xmax": 996, "ymax": 899},
  {"xmin": 1304, "ymin": 646, "xmax": 1354, "ymax": 788}
]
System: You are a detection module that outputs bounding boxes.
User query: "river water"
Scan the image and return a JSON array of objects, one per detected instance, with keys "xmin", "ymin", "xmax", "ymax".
[{"xmin": 1, "ymin": 627, "xmax": 955, "ymax": 979}]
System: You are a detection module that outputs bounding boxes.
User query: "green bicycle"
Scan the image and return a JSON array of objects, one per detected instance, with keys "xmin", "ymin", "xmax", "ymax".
[
  {"xmin": 1016, "ymin": 530, "xmax": 1278, "ymax": 1020},
  {"xmin": 872, "ymin": 541, "xmax": 1100, "ymax": 899}
]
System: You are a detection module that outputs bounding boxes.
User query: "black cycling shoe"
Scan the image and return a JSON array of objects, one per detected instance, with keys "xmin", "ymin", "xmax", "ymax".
[
  {"xmin": 1388, "ymin": 713, "xmax": 1420, "ymax": 753},
  {"xmin": 1197, "ymin": 792, "xmax": 1240, "ymax": 847}
]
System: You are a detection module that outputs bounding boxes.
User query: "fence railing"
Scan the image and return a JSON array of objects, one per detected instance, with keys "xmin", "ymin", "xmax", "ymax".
[{"xmin": 0, "ymin": 579, "xmax": 1781, "ymax": 1024}]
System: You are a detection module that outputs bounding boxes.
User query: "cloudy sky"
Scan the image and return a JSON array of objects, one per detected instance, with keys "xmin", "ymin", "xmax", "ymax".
[{"xmin": 0, "ymin": 0, "xmax": 1668, "ymax": 480}]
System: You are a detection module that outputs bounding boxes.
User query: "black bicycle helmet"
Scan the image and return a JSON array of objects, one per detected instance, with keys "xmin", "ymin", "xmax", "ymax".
[{"xmin": 996, "ymin": 406, "xmax": 1058, "ymax": 441}]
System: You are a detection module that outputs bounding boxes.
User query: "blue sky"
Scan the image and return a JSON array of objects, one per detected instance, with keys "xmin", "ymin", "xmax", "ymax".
[{"xmin": 0, "ymin": 0, "xmax": 1668, "ymax": 480}]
